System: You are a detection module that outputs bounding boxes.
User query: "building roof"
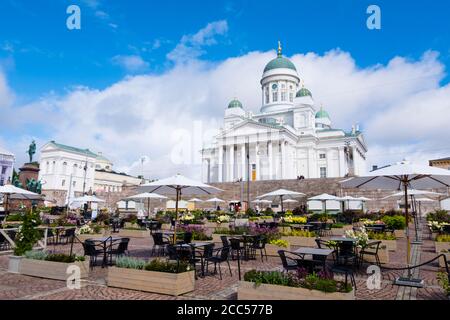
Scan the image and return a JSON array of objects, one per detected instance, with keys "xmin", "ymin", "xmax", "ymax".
[
  {"xmin": 315, "ymin": 109, "xmax": 330, "ymax": 119},
  {"xmin": 430, "ymin": 157, "xmax": 450, "ymax": 162},
  {"xmin": 48, "ymin": 141, "xmax": 99, "ymax": 158},
  {"xmin": 0, "ymin": 146, "xmax": 14, "ymax": 156},
  {"xmin": 263, "ymin": 43, "xmax": 297, "ymax": 73},
  {"xmin": 228, "ymin": 99, "xmax": 243, "ymax": 109},
  {"xmin": 296, "ymin": 87, "xmax": 312, "ymax": 98}
]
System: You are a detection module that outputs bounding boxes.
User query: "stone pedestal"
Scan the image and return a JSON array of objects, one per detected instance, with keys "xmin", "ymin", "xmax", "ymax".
[{"xmin": 18, "ymin": 162, "xmax": 40, "ymax": 188}]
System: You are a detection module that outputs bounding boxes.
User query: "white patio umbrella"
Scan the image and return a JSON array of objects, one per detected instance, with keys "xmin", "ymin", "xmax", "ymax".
[
  {"xmin": 308, "ymin": 193, "xmax": 342, "ymax": 213},
  {"xmin": 341, "ymin": 160, "xmax": 450, "ymax": 286},
  {"xmin": 382, "ymin": 189, "xmax": 444, "ymax": 200},
  {"xmin": 257, "ymin": 189, "xmax": 305, "ymax": 212},
  {"xmin": 0, "ymin": 184, "xmax": 43, "ymax": 214},
  {"xmin": 138, "ymin": 174, "xmax": 222, "ymax": 241},
  {"xmin": 206, "ymin": 197, "xmax": 225, "ymax": 210},
  {"xmin": 283, "ymin": 198, "xmax": 298, "ymax": 210},
  {"xmin": 188, "ymin": 198, "xmax": 204, "ymax": 203},
  {"xmin": 125, "ymin": 192, "xmax": 167, "ymax": 216}
]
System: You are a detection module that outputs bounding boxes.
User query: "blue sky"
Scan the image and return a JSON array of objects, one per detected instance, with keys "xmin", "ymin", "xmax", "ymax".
[
  {"xmin": 1, "ymin": 0, "xmax": 450, "ymax": 178},
  {"xmin": 1, "ymin": 0, "xmax": 449, "ymax": 98}
]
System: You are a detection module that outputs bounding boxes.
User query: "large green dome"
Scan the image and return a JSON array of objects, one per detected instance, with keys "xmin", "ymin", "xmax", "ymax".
[
  {"xmin": 228, "ymin": 99, "xmax": 243, "ymax": 109},
  {"xmin": 296, "ymin": 87, "xmax": 312, "ymax": 98},
  {"xmin": 264, "ymin": 56, "xmax": 297, "ymax": 73}
]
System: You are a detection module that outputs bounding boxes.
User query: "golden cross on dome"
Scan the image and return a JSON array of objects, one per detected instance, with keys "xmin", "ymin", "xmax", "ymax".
[
  {"xmin": 277, "ymin": 41, "xmax": 282, "ymax": 57},
  {"xmin": 301, "ymin": 79, "xmax": 305, "ymax": 88}
]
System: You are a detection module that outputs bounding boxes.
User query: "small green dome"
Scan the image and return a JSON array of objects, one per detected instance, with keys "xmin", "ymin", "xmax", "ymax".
[
  {"xmin": 228, "ymin": 99, "xmax": 243, "ymax": 109},
  {"xmin": 264, "ymin": 56, "xmax": 297, "ymax": 73},
  {"xmin": 315, "ymin": 109, "xmax": 330, "ymax": 119},
  {"xmin": 296, "ymin": 87, "xmax": 312, "ymax": 98}
]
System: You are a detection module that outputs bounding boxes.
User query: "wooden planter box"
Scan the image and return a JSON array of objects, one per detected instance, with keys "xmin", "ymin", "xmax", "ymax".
[
  {"xmin": 394, "ymin": 230, "xmax": 405, "ymax": 239},
  {"xmin": 238, "ymin": 281, "xmax": 355, "ymax": 300},
  {"xmin": 359, "ymin": 247, "xmax": 389, "ymax": 264},
  {"xmin": 124, "ymin": 222, "xmax": 139, "ymax": 229},
  {"xmin": 380, "ymin": 240, "xmax": 397, "ymax": 251},
  {"xmin": 435, "ymin": 242, "xmax": 450, "ymax": 254},
  {"xmin": 76, "ymin": 233, "xmax": 105, "ymax": 242},
  {"xmin": 282, "ymin": 236, "xmax": 317, "ymax": 248},
  {"xmin": 438, "ymin": 252, "xmax": 450, "ymax": 268},
  {"xmin": 332, "ymin": 228, "xmax": 345, "ymax": 236},
  {"xmin": 107, "ymin": 267, "xmax": 195, "ymax": 296},
  {"xmin": 119, "ymin": 229, "xmax": 149, "ymax": 238},
  {"xmin": 19, "ymin": 258, "xmax": 90, "ymax": 281},
  {"xmin": 278, "ymin": 226, "xmax": 292, "ymax": 234},
  {"xmin": 265, "ymin": 244, "xmax": 291, "ymax": 257}
]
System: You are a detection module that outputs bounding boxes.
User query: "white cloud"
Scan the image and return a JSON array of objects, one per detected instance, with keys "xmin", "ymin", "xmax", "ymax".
[
  {"xmin": 167, "ymin": 20, "xmax": 229, "ymax": 63},
  {"xmin": 2, "ymin": 40, "xmax": 450, "ymax": 180},
  {"xmin": 111, "ymin": 55, "xmax": 149, "ymax": 72}
]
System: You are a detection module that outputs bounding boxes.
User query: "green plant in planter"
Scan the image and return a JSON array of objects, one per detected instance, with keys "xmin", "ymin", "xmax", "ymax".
[
  {"xmin": 368, "ymin": 231, "xmax": 396, "ymax": 240},
  {"xmin": 382, "ymin": 215, "xmax": 406, "ymax": 230},
  {"xmin": 436, "ymin": 234, "xmax": 450, "ymax": 242},
  {"xmin": 13, "ymin": 210, "xmax": 42, "ymax": 256},
  {"xmin": 437, "ymin": 272, "xmax": 450, "ymax": 296},
  {"xmin": 269, "ymin": 239, "xmax": 289, "ymax": 248}
]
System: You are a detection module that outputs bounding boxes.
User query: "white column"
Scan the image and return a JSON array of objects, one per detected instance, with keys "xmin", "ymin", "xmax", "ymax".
[
  {"xmin": 268, "ymin": 141, "xmax": 273, "ymax": 180},
  {"xmin": 218, "ymin": 145, "xmax": 223, "ymax": 182},
  {"xmin": 228, "ymin": 145, "xmax": 234, "ymax": 182},
  {"xmin": 308, "ymin": 147, "xmax": 315, "ymax": 178},
  {"xmin": 255, "ymin": 143, "xmax": 260, "ymax": 181},
  {"xmin": 281, "ymin": 141, "xmax": 286, "ymax": 179},
  {"xmin": 241, "ymin": 144, "xmax": 246, "ymax": 180},
  {"xmin": 338, "ymin": 147, "xmax": 346, "ymax": 177}
]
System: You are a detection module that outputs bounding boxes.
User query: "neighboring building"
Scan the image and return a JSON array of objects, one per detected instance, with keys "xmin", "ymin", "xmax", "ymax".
[
  {"xmin": 201, "ymin": 44, "xmax": 368, "ymax": 183},
  {"xmin": 38, "ymin": 141, "xmax": 142, "ymax": 205},
  {"xmin": 429, "ymin": 157, "xmax": 450, "ymax": 170},
  {"xmin": 0, "ymin": 146, "xmax": 14, "ymax": 186}
]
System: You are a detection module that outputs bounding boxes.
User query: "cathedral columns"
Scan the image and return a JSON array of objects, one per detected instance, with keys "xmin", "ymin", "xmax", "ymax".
[
  {"xmin": 268, "ymin": 141, "xmax": 273, "ymax": 180},
  {"xmin": 228, "ymin": 145, "xmax": 234, "ymax": 182},
  {"xmin": 218, "ymin": 145, "xmax": 223, "ymax": 182},
  {"xmin": 338, "ymin": 147, "xmax": 346, "ymax": 177},
  {"xmin": 281, "ymin": 140, "xmax": 286, "ymax": 179},
  {"xmin": 255, "ymin": 143, "xmax": 260, "ymax": 181},
  {"xmin": 241, "ymin": 144, "xmax": 246, "ymax": 180}
]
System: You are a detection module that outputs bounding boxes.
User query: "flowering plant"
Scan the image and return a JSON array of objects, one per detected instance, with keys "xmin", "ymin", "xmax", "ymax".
[
  {"xmin": 217, "ymin": 215, "xmax": 230, "ymax": 223},
  {"xmin": 269, "ymin": 239, "xmax": 289, "ymax": 248},
  {"xmin": 180, "ymin": 213, "xmax": 195, "ymax": 222},
  {"xmin": 283, "ymin": 216, "xmax": 307, "ymax": 224},
  {"xmin": 344, "ymin": 226, "xmax": 369, "ymax": 248},
  {"xmin": 77, "ymin": 224, "xmax": 93, "ymax": 235}
]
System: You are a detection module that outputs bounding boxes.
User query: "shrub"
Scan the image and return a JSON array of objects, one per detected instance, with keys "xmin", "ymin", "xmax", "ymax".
[
  {"xmin": 436, "ymin": 234, "xmax": 450, "ymax": 242},
  {"xmin": 263, "ymin": 207, "xmax": 274, "ymax": 215},
  {"xmin": 382, "ymin": 215, "xmax": 406, "ymax": 230},
  {"xmin": 331, "ymin": 223, "xmax": 345, "ymax": 228},
  {"xmin": 269, "ymin": 239, "xmax": 289, "ymax": 248},
  {"xmin": 246, "ymin": 208, "xmax": 256, "ymax": 216},
  {"xmin": 24, "ymin": 251, "xmax": 84, "ymax": 263},
  {"xmin": 144, "ymin": 259, "xmax": 191, "ymax": 273},
  {"xmin": 283, "ymin": 230, "xmax": 316, "ymax": 238},
  {"xmin": 24, "ymin": 250, "xmax": 47, "ymax": 260},
  {"xmin": 437, "ymin": 272, "xmax": 450, "ymax": 296},
  {"xmin": 13, "ymin": 210, "xmax": 42, "ymax": 256},
  {"xmin": 123, "ymin": 214, "xmax": 138, "ymax": 224},
  {"xmin": 427, "ymin": 210, "xmax": 450, "ymax": 223},
  {"xmin": 283, "ymin": 216, "xmax": 307, "ymax": 224},
  {"xmin": 5, "ymin": 213, "xmax": 24, "ymax": 222},
  {"xmin": 116, "ymin": 256, "xmax": 146, "ymax": 270},
  {"xmin": 368, "ymin": 231, "xmax": 396, "ymax": 240}
]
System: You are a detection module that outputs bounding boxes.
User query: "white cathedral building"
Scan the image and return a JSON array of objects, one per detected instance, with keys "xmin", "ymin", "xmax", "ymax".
[{"xmin": 201, "ymin": 44, "xmax": 368, "ymax": 183}]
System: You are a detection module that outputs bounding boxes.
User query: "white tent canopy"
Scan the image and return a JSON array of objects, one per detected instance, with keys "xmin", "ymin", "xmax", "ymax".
[
  {"xmin": 0, "ymin": 185, "xmax": 42, "ymax": 200},
  {"xmin": 308, "ymin": 193, "xmax": 342, "ymax": 213},
  {"xmin": 71, "ymin": 195, "xmax": 105, "ymax": 203},
  {"xmin": 382, "ymin": 189, "xmax": 445, "ymax": 200},
  {"xmin": 206, "ymin": 197, "xmax": 225, "ymax": 203},
  {"xmin": 188, "ymin": 198, "xmax": 204, "ymax": 203}
]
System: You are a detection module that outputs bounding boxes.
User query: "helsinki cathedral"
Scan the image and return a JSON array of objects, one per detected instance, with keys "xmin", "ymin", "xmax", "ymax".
[{"xmin": 201, "ymin": 43, "xmax": 368, "ymax": 183}]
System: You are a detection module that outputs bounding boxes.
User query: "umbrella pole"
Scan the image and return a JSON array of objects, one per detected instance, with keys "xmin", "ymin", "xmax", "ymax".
[
  {"xmin": 174, "ymin": 189, "xmax": 179, "ymax": 244},
  {"xmin": 280, "ymin": 195, "xmax": 284, "ymax": 214}
]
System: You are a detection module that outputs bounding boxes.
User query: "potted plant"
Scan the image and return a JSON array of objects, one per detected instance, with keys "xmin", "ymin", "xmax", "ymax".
[
  {"xmin": 435, "ymin": 234, "xmax": 450, "ymax": 254},
  {"xmin": 437, "ymin": 272, "xmax": 450, "ymax": 298},
  {"xmin": 8, "ymin": 210, "xmax": 42, "ymax": 273},
  {"xmin": 238, "ymin": 269, "xmax": 354, "ymax": 300},
  {"xmin": 107, "ymin": 257, "xmax": 195, "ymax": 296}
]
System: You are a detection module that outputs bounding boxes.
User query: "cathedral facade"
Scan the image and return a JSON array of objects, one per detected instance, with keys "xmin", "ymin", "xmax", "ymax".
[{"xmin": 201, "ymin": 45, "xmax": 367, "ymax": 183}]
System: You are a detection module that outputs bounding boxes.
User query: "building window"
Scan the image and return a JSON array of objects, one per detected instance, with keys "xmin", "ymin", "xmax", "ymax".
[
  {"xmin": 281, "ymin": 90, "xmax": 286, "ymax": 102},
  {"xmin": 289, "ymin": 92, "xmax": 294, "ymax": 102},
  {"xmin": 0, "ymin": 178, "xmax": 4, "ymax": 186},
  {"xmin": 62, "ymin": 162, "xmax": 67, "ymax": 175},
  {"xmin": 272, "ymin": 91, "xmax": 278, "ymax": 102},
  {"xmin": 73, "ymin": 181, "xmax": 76, "ymax": 187},
  {"xmin": 319, "ymin": 153, "xmax": 326, "ymax": 159},
  {"xmin": 73, "ymin": 164, "xmax": 77, "ymax": 175},
  {"xmin": 1, "ymin": 166, "xmax": 6, "ymax": 175},
  {"xmin": 62, "ymin": 179, "xmax": 66, "ymax": 187},
  {"xmin": 52, "ymin": 161, "xmax": 56, "ymax": 174},
  {"xmin": 265, "ymin": 87, "xmax": 269, "ymax": 104},
  {"xmin": 46, "ymin": 162, "xmax": 50, "ymax": 174},
  {"xmin": 320, "ymin": 167, "xmax": 327, "ymax": 178}
]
